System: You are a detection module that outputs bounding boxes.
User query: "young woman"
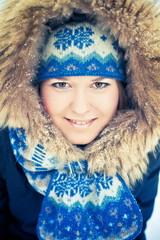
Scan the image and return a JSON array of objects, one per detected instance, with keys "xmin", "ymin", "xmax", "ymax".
[{"xmin": 0, "ymin": 1, "xmax": 160, "ymax": 240}]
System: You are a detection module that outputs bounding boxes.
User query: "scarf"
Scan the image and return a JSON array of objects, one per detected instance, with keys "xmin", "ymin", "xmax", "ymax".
[{"xmin": 9, "ymin": 128, "xmax": 143, "ymax": 240}]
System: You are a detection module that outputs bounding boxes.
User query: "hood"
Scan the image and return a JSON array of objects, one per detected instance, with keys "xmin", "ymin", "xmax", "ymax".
[{"xmin": 0, "ymin": 0, "xmax": 160, "ymax": 187}]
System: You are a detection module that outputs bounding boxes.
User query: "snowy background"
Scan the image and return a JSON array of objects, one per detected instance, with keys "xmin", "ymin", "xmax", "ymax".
[
  {"xmin": 0, "ymin": 0, "xmax": 160, "ymax": 239},
  {"xmin": 0, "ymin": 0, "xmax": 5, "ymax": 8}
]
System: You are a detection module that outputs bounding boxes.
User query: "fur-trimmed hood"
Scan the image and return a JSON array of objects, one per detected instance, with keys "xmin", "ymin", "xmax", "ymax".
[{"xmin": 1, "ymin": 0, "xmax": 160, "ymax": 186}]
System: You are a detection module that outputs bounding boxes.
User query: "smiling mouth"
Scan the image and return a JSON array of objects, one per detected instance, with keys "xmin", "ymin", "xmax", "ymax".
[{"xmin": 65, "ymin": 118, "xmax": 96, "ymax": 125}]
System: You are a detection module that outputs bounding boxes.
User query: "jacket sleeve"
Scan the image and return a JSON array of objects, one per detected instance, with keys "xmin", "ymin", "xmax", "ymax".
[
  {"xmin": 132, "ymin": 145, "xmax": 160, "ymax": 240},
  {"xmin": 0, "ymin": 128, "xmax": 11, "ymax": 238},
  {"xmin": 0, "ymin": 178, "xmax": 10, "ymax": 238}
]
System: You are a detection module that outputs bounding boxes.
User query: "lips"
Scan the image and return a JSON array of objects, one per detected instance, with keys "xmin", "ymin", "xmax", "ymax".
[{"xmin": 65, "ymin": 118, "xmax": 96, "ymax": 127}]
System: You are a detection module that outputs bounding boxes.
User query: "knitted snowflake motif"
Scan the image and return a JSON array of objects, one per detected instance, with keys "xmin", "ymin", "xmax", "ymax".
[
  {"xmin": 54, "ymin": 28, "xmax": 73, "ymax": 51},
  {"xmin": 54, "ymin": 26, "xmax": 94, "ymax": 51},
  {"xmin": 50, "ymin": 172, "xmax": 94, "ymax": 198},
  {"xmin": 95, "ymin": 174, "xmax": 113, "ymax": 194},
  {"xmin": 100, "ymin": 35, "xmax": 107, "ymax": 41},
  {"xmin": 73, "ymin": 26, "xmax": 94, "ymax": 49}
]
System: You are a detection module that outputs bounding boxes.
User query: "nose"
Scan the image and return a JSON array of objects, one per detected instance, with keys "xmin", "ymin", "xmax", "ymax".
[{"xmin": 70, "ymin": 89, "xmax": 90, "ymax": 115}]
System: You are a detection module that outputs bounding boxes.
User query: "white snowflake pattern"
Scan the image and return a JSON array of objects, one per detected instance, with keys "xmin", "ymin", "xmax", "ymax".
[
  {"xmin": 87, "ymin": 64, "xmax": 100, "ymax": 71},
  {"xmin": 65, "ymin": 64, "xmax": 78, "ymax": 71}
]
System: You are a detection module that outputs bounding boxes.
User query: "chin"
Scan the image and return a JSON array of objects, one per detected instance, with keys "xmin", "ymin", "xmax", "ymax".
[{"xmin": 68, "ymin": 136, "xmax": 96, "ymax": 145}]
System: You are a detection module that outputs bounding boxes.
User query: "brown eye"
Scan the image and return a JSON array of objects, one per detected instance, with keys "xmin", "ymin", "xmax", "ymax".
[
  {"xmin": 58, "ymin": 82, "xmax": 67, "ymax": 88},
  {"xmin": 93, "ymin": 82, "xmax": 110, "ymax": 89},
  {"xmin": 52, "ymin": 82, "xmax": 69, "ymax": 88}
]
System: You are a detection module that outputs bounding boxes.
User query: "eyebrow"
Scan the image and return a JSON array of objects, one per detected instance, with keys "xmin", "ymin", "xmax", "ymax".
[
  {"xmin": 91, "ymin": 77, "xmax": 105, "ymax": 82},
  {"xmin": 54, "ymin": 77, "xmax": 69, "ymax": 81},
  {"xmin": 54, "ymin": 77, "xmax": 105, "ymax": 82}
]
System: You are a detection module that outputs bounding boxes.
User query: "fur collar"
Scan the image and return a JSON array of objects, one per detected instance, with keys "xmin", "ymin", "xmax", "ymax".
[{"xmin": 1, "ymin": 0, "xmax": 160, "ymax": 186}]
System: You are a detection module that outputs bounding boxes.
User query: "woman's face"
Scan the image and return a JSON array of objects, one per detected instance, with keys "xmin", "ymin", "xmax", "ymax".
[{"xmin": 41, "ymin": 76, "xmax": 119, "ymax": 145}]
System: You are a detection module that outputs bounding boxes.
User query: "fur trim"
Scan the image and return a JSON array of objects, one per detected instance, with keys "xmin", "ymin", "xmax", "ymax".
[{"xmin": 1, "ymin": 0, "xmax": 160, "ymax": 186}]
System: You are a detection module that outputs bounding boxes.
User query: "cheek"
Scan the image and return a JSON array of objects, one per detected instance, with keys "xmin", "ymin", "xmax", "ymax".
[
  {"xmin": 41, "ymin": 87, "xmax": 57, "ymax": 116},
  {"xmin": 41, "ymin": 87, "xmax": 69, "ymax": 117},
  {"xmin": 95, "ymin": 90, "xmax": 119, "ymax": 117}
]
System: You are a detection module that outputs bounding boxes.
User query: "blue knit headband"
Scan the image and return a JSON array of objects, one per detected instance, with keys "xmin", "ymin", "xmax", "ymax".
[{"xmin": 35, "ymin": 22, "xmax": 126, "ymax": 83}]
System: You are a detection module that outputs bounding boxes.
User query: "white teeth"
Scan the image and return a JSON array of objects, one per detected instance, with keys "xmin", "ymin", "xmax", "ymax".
[{"xmin": 70, "ymin": 119, "xmax": 91, "ymax": 125}]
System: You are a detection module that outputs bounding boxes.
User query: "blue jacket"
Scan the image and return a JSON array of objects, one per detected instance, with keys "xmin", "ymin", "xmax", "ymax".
[{"xmin": 0, "ymin": 128, "xmax": 160, "ymax": 240}]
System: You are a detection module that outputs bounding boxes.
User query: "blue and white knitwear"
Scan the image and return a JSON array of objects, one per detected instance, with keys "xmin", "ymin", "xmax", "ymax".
[
  {"xmin": 9, "ymin": 128, "xmax": 142, "ymax": 240},
  {"xmin": 35, "ymin": 22, "xmax": 125, "ymax": 83}
]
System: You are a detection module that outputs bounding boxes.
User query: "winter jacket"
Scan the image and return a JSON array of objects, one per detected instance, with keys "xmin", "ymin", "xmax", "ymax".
[
  {"xmin": 1, "ymin": 0, "xmax": 160, "ymax": 239},
  {"xmin": 0, "ymin": 127, "xmax": 160, "ymax": 240}
]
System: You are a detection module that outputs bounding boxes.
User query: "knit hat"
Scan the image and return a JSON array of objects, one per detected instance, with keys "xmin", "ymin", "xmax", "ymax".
[{"xmin": 35, "ymin": 22, "xmax": 126, "ymax": 83}]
